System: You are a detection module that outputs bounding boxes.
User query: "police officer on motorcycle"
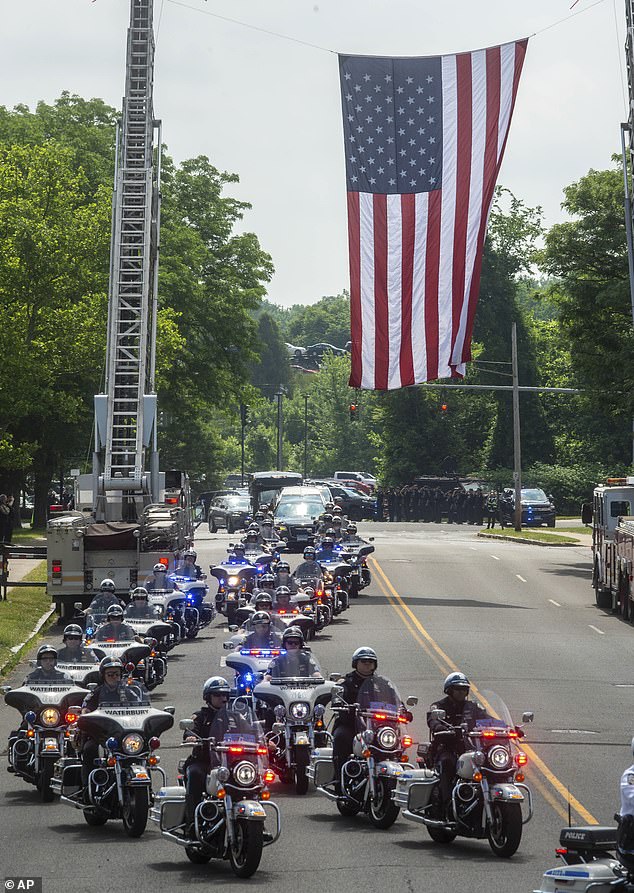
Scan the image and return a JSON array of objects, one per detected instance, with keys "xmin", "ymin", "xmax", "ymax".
[
  {"xmin": 94, "ymin": 603, "xmax": 139, "ymax": 642},
  {"xmin": 274, "ymin": 561, "xmax": 297, "ymax": 593},
  {"xmin": 24, "ymin": 645, "xmax": 73, "ymax": 684},
  {"xmin": 124, "ymin": 586, "xmax": 158, "ymax": 619},
  {"xmin": 243, "ymin": 611, "xmax": 283, "ymax": 649},
  {"xmin": 176, "ymin": 549, "xmax": 203, "ymax": 580},
  {"xmin": 264, "ymin": 627, "xmax": 321, "ymax": 680},
  {"xmin": 182, "ymin": 676, "xmax": 233, "ymax": 830},
  {"xmin": 57, "ymin": 625, "xmax": 99, "ymax": 663},
  {"xmin": 331, "ymin": 646, "xmax": 378, "ymax": 792},
  {"xmin": 80, "ymin": 657, "xmax": 146, "ymax": 790},
  {"xmin": 87, "ymin": 578, "xmax": 122, "ymax": 615},
  {"xmin": 145, "ymin": 562, "xmax": 169, "ymax": 591},
  {"xmin": 273, "ymin": 585, "xmax": 294, "ymax": 612},
  {"xmin": 427, "ymin": 672, "xmax": 490, "ymax": 818}
]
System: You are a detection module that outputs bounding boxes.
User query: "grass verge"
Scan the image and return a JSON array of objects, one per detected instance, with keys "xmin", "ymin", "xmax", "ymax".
[
  {"xmin": 0, "ymin": 562, "xmax": 55, "ymax": 677},
  {"xmin": 554, "ymin": 526, "xmax": 592, "ymax": 535},
  {"xmin": 11, "ymin": 527, "xmax": 46, "ymax": 544},
  {"xmin": 479, "ymin": 529, "xmax": 578, "ymax": 544}
]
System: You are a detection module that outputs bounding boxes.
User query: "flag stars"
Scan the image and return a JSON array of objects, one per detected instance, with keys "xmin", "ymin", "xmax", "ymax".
[
  {"xmin": 407, "ymin": 96, "xmax": 415, "ymax": 105},
  {"xmin": 376, "ymin": 126, "xmax": 383, "ymax": 134},
  {"xmin": 351, "ymin": 174, "xmax": 358, "ymax": 183},
  {"xmin": 427, "ymin": 96, "xmax": 435, "ymax": 103},
  {"xmin": 356, "ymin": 125, "xmax": 364, "ymax": 133},
  {"xmin": 369, "ymin": 177, "xmax": 376, "ymax": 185},
  {"xmin": 365, "ymin": 95, "xmax": 373, "ymax": 103},
  {"xmin": 363, "ymin": 73, "xmax": 371, "ymax": 82},
  {"xmin": 429, "ymin": 136, "xmax": 436, "ymax": 144},
  {"xmin": 397, "ymin": 86, "xmax": 404, "ymax": 94},
  {"xmin": 398, "ymin": 127, "xmax": 405, "ymax": 136},
  {"xmin": 410, "ymin": 179, "xmax": 417, "ymax": 186},
  {"xmin": 387, "ymin": 136, "xmax": 394, "ymax": 143},
  {"xmin": 385, "ymin": 96, "xmax": 393, "ymax": 103},
  {"xmin": 387, "ymin": 157, "xmax": 395, "ymax": 164},
  {"xmin": 429, "ymin": 157, "xmax": 435, "ymax": 164},
  {"xmin": 387, "ymin": 116, "xmax": 394, "ymax": 124},
  {"xmin": 427, "ymin": 75, "xmax": 434, "ymax": 83},
  {"xmin": 346, "ymin": 94, "xmax": 353, "ymax": 101},
  {"xmin": 417, "ymin": 86, "xmax": 425, "ymax": 94},
  {"xmin": 378, "ymin": 166, "xmax": 385, "ymax": 174},
  {"xmin": 430, "ymin": 176, "xmax": 436, "ymax": 184},
  {"xmin": 399, "ymin": 148, "xmax": 407, "ymax": 156},
  {"xmin": 407, "ymin": 118, "xmax": 414, "ymax": 126},
  {"xmin": 366, "ymin": 115, "xmax": 373, "ymax": 123},
  {"xmin": 409, "ymin": 158, "xmax": 417, "ymax": 167},
  {"xmin": 427, "ymin": 116, "xmax": 435, "ymax": 124},
  {"xmin": 398, "ymin": 107, "xmax": 405, "ymax": 115},
  {"xmin": 389, "ymin": 178, "xmax": 396, "ymax": 186},
  {"xmin": 374, "ymin": 85, "xmax": 382, "ymax": 92},
  {"xmin": 366, "ymin": 137, "xmax": 374, "ymax": 144},
  {"xmin": 377, "ymin": 146, "xmax": 384, "ymax": 153},
  {"xmin": 345, "ymin": 72, "xmax": 351, "ymax": 80},
  {"xmin": 375, "ymin": 106, "xmax": 382, "ymax": 114},
  {"xmin": 368, "ymin": 157, "xmax": 375, "ymax": 164},
  {"xmin": 354, "ymin": 84, "xmax": 361, "ymax": 92},
  {"xmin": 385, "ymin": 74, "xmax": 392, "ymax": 82},
  {"xmin": 360, "ymin": 165, "xmax": 366, "ymax": 173},
  {"xmin": 418, "ymin": 128, "xmax": 426, "ymax": 135},
  {"xmin": 408, "ymin": 138, "xmax": 416, "ymax": 146}
]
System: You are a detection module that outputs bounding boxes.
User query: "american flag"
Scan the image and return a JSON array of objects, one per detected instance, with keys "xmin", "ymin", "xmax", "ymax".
[{"xmin": 340, "ymin": 40, "xmax": 528, "ymax": 390}]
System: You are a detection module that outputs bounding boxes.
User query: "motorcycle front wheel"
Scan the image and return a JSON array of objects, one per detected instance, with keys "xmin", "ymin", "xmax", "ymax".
[
  {"xmin": 295, "ymin": 747, "xmax": 310, "ymax": 795},
  {"xmin": 37, "ymin": 760, "xmax": 55, "ymax": 803},
  {"xmin": 122, "ymin": 787, "xmax": 149, "ymax": 838},
  {"xmin": 229, "ymin": 818, "xmax": 263, "ymax": 878},
  {"xmin": 487, "ymin": 802, "xmax": 522, "ymax": 858},
  {"xmin": 368, "ymin": 779, "xmax": 399, "ymax": 829}
]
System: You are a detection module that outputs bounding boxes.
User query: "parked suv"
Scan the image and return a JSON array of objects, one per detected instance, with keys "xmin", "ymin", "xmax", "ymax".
[{"xmin": 498, "ymin": 487, "xmax": 556, "ymax": 528}]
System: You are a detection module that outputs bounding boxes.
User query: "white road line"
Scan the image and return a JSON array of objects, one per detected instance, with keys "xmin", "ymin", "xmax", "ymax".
[
  {"xmin": 491, "ymin": 555, "xmax": 500, "ymax": 561},
  {"xmin": 516, "ymin": 575, "xmax": 527, "ymax": 583},
  {"xmin": 588, "ymin": 625, "xmax": 605, "ymax": 636},
  {"xmin": 548, "ymin": 599, "xmax": 561, "ymax": 607},
  {"xmin": 470, "ymin": 547, "xmax": 478, "ymax": 551},
  {"xmin": 220, "ymin": 656, "xmax": 227, "ymax": 667}
]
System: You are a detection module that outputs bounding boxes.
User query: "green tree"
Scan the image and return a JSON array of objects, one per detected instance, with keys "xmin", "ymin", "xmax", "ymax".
[
  {"xmin": 250, "ymin": 312, "xmax": 291, "ymax": 399},
  {"xmin": 286, "ymin": 293, "xmax": 351, "ymax": 348}
]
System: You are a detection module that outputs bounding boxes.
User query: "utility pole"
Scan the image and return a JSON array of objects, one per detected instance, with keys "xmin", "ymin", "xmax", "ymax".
[
  {"xmin": 276, "ymin": 389, "xmax": 284, "ymax": 470},
  {"xmin": 511, "ymin": 322, "xmax": 522, "ymax": 532},
  {"xmin": 622, "ymin": 1, "xmax": 634, "ymax": 463},
  {"xmin": 303, "ymin": 394, "xmax": 309, "ymax": 479},
  {"xmin": 239, "ymin": 403, "xmax": 248, "ymax": 486}
]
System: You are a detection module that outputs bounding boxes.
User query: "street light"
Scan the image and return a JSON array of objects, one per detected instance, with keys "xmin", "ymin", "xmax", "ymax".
[{"xmin": 303, "ymin": 395, "xmax": 309, "ymax": 479}]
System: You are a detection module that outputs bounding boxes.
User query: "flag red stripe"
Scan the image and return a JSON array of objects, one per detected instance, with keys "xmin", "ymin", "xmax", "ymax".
[
  {"xmin": 373, "ymin": 194, "xmax": 389, "ymax": 389},
  {"xmin": 400, "ymin": 194, "xmax": 416, "ymax": 385},
  {"xmin": 462, "ymin": 44, "xmax": 502, "ymax": 362},
  {"xmin": 451, "ymin": 52, "xmax": 473, "ymax": 362},
  {"xmin": 424, "ymin": 190, "xmax": 442, "ymax": 381},
  {"xmin": 347, "ymin": 192, "xmax": 362, "ymax": 388}
]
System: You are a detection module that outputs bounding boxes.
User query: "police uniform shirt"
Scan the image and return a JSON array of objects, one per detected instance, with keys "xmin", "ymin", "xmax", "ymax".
[{"xmin": 621, "ymin": 765, "xmax": 634, "ymax": 817}]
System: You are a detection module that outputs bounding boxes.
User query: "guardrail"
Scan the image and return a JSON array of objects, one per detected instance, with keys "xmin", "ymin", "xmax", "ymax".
[{"xmin": 1, "ymin": 544, "xmax": 48, "ymax": 601}]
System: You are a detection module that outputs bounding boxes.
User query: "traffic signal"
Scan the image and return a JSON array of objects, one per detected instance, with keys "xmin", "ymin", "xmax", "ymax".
[
  {"xmin": 240, "ymin": 403, "xmax": 249, "ymax": 426},
  {"xmin": 349, "ymin": 403, "xmax": 358, "ymax": 421},
  {"xmin": 440, "ymin": 402, "xmax": 448, "ymax": 413}
]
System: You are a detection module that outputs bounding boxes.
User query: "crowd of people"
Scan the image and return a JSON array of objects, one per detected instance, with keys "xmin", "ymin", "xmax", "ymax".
[{"xmin": 375, "ymin": 484, "xmax": 488, "ymax": 525}]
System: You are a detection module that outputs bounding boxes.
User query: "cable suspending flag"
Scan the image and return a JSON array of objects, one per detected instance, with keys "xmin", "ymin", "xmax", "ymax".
[{"xmin": 340, "ymin": 39, "xmax": 528, "ymax": 390}]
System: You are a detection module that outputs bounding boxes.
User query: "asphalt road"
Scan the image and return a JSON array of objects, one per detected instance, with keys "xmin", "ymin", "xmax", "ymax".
[{"xmin": 1, "ymin": 522, "xmax": 631, "ymax": 893}]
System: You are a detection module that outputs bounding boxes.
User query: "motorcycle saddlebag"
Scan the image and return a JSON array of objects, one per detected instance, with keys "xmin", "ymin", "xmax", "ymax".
[
  {"xmin": 310, "ymin": 747, "xmax": 335, "ymax": 787},
  {"xmin": 151, "ymin": 785, "xmax": 186, "ymax": 830},
  {"xmin": 559, "ymin": 826, "xmax": 618, "ymax": 854},
  {"xmin": 393, "ymin": 768, "xmax": 437, "ymax": 811},
  {"xmin": 536, "ymin": 861, "xmax": 621, "ymax": 893}
]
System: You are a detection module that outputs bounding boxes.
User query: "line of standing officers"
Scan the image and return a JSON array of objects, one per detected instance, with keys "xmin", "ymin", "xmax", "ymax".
[{"xmin": 375, "ymin": 486, "xmax": 486, "ymax": 525}]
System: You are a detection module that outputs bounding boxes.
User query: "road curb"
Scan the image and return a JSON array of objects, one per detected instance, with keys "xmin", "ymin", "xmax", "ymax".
[
  {"xmin": 477, "ymin": 532, "xmax": 584, "ymax": 547},
  {"xmin": 0, "ymin": 604, "xmax": 56, "ymax": 676}
]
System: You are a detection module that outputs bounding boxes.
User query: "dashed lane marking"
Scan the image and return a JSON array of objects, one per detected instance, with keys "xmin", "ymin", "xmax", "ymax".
[
  {"xmin": 491, "ymin": 555, "xmax": 500, "ymax": 561},
  {"xmin": 370, "ymin": 556, "xmax": 598, "ymax": 826},
  {"xmin": 588, "ymin": 625, "xmax": 605, "ymax": 636},
  {"xmin": 548, "ymin": 599, "xmax": 561, "ymax": 607},
  {"xmin": 516, "ymin": 575, "xmax": 527, "ymax": 583}
]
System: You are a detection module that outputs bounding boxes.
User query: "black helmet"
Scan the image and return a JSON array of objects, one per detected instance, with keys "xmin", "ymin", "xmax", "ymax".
[
  {"xmin": 303, "ymin": 546, "xmax": 316, "ymax": 560},
  {"xmin": 276, "ymin": 561, "xmax": 290, "ymax": 573},
  {"xmin": 99, "ymin": 656, "xmax": 124, "ymax": 682},
  {"xmin": 106, "ymin": 604, "xmax": 124, "ymax": 620},
  {"xmin": 443, "ymin": 672, "xmax": 470, "ymax": 694},
  {"xmin": 131, "ymin": 586, "xmax": 149, "ymax": 601},
  {"xmin": 36, "ymin": 644, "xmax": 58, "ymax": 664},
  {"xmin": 282, "ymin": 626, "xmax": 304, "ymax": 646},
  {"xmin": 202, "ymin": 676, "xmax": 231, "ymax": 702},
  {"xmin": 254, "ymin": 592, "xmax": 273, "ymax": 609},
  {"xmin": 352, "ymin": 646, "xmax": 378, "ymax": 669},
  {"xmin": 99, "ymin": 578, "xmax": 116, "ymax": 593},
  {"xmin": 252, "ymin": 611, "xmax": 271, "ymax": 626},
  {"xmin": 63, "ymin": 624, "xmax": 83, "ymax": 641}
]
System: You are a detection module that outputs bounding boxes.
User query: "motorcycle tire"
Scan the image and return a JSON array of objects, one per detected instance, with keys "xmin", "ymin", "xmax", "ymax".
[
  {"xmin": 487, "ymin": 802, "xmax": 522, "ymax": 858},
  {"xmin": 37, "ymin": 761, "xmax": 55, "ymax": 803},
  {"xmin": 295, "ymin": 747, "xmax": 310, "ymax": 795},
  {"xmin": 83, "ymin": 809, "xmax": 108, "ymax": 826},
  {"xmin": 227, "ymin": 520, "xmax": 234, "ymax": 535},
  {"xmin": 226, "ymin": 603, "xmax": 238, "ymax": 627},
  {"xmin": 368, "ymin": 779, "xmax": 400, "ymax": 829},
  {"xmin": 185, "ymin": 845, "xmax": 212, "ymax": 864},
  {"xmin": 122, "ymin": 787, "xmax": 149, "ymax": 838},
  {"xmin": 427, "ymin": 825, "xmax": 457, "ymax": 844},
  {"xmin": 336, "ymin": 797, "xmax": 361, "ymax": 817},
  {"xmin": 229, "ymin": 818, "xmax": 264, "ymax": 878},
  {"xmin": 186, "ymin": 627, "xmax": 198, "ymax": 639},
  {"xmin": 209, "ymin": 517, "xmax": 217, "ymax": 533}
]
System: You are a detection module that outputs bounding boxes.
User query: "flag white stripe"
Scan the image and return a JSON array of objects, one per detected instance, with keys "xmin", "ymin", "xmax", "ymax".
[
  {"xmin": 387, "ymin": 194, "xmax": 403, "ymax": 389},
  {"xmin": 359, "ymin": 192, "xmax": 376, "ymax": 389},
  {"xmin": 497, "ymin": 42, "xmax": 516, "ymax": 163},
  {"xmin": 452, "ymin": 48, "xmax": 487, "ymax": 366},
  {"xmin": 438, "ymin": 53, "xmax": 458, "ymax": 378},
  {"xmin": 411, "ymin": 191, "xmax": 429, "ymax": 383}
]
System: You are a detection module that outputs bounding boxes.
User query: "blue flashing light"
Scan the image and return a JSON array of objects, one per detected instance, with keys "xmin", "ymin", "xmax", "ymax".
[
  {"xmin": 106, "ymin": 736, "xmax": 119, "ymax": 751},
  {"xmin": 25, "ymin": 711, "xmax": 36, "ymax": 724}
]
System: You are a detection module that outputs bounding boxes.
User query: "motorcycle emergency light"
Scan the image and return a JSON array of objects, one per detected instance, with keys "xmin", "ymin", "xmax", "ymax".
[
  {"xmin": 264, "ymin": 769, "xmax": 275, "ymax": 783},
  {"xmin": 482, "ymin": 730, "xmax": 497, "ymax": 738},
  {"xmin": 228, "ymin": 746, "xmax": 244, "ymax": 754},
  {"xmin": 402, "ymin": 736, "xmax": 412, "ymax": 748},
  {"xmin": 125, "ymin": 662, "xmax": 135, "ymax": 672},
  {"xmin": 24, "ymin": 711, "xmax": 36, "ymax": 725},
  {"xmin": 106, "ymin": 737, "xmax": 119, "ymax": 751},
  {"xmin": 261, "ymin": 788, "xmax": 271, "ymax": 800},
  {"xmin": 515, "ymin": 751, "xmax": 528, "ymax": 767},
  {"xmin": 149, "ymin": 737, "xmax": 161, "ymax": 750},
  {"xmin": 473, "ymin": 771, "xmax": 483, "ymax": 782},
  {"xmin": 65, "ymin": 711, "xmax": 80, "ymax": 724}
]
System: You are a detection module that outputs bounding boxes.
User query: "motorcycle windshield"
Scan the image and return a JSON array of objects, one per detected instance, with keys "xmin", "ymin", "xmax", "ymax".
[
  {"xmin": 98, "ymin": 682, "xmax": 151, "ymax": 707},
  {"xmin": 474, "ymin": 690, "xmax": 514, "ymax": 731},
  {"xmin": 293, "ymin": 563, "xmax": 323, "ymax": 585},
  {"xmin": 124, "ymin": 604, "xmax": 161, "ymax": 620},
  {"xmin": 214, "ymin": 705, "xmax": 264, "ymax": 747},
  {"xmin": 267, "ymin": 649, "xmax": 324, "ymax": 682},
  {"xmin": 358, "ymin": 674, "xmax": 403, "ymax": 719},
  {"xmin": 241, "ymin": 615, "xmax": 287, "ymax": 634}
]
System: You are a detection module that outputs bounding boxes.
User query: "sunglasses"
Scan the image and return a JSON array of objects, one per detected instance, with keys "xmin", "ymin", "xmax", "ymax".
[
  {"xmin": 105, "ymin": 671, "xmax": 122, "ymax": 678},
  {"xmin": 285, "ymin": 640, "xmax": 301, "ymax": 648},
  {"xmin": 210, "ymin": 692, "xmax": 229, "ymax": 700},
  {"xmin": 65, "ymin": 635, "xmax": 82, "ymax": 640},
  {"xmin": 40, "ymin": 656, "xmax": 56, "ymax": 661}
]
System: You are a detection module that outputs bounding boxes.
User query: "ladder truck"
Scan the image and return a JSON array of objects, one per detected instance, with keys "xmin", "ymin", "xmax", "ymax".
[{"xmin": 47, "ymin": 0, "xmax": 192, "ymax": 617}]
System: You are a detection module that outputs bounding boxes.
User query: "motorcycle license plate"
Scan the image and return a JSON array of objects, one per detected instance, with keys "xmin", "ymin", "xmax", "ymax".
[{"xmin": 227, "ymin": 594, "xmax": 236, "ymax": 601}]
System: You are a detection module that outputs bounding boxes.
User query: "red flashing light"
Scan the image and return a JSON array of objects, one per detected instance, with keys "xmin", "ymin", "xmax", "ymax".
[
  {"xmin": 374, "ymin": 713, "xmax": 387, "ymax": 721},
  {"xmin": 159, "ymin": 557, "xmax": 169, "ymax": 569},
  {"xmin": 165, "ymin": 496, "xmax": 178, "ymax": 505},
  {"xmin": 556, "ymin": 848, "xmax": 568, "ymax": 856},
  {"xmin": 228, "ymin": 746, "xmax": 244, "ymax": 754},
  {"xmin": 508, "ymin": 730, "xmax": 519, "ymax": 738},
  {"xmin": 441, "ymin": 403, "xmax": 448, "ymax": 412},
  {"xmin": 482, "ymin": 730, "xmax": 496, "ymax": 738},
  {"xmin": 149, "ymin": 737, "xmax": 161, "ymax": 751},
  {"xmin": 515, "ymin": 752, "xmax": 528, "ymax": 767},
  {"xmin": 65, "ymin": 711, "xmax": 80, "ymax": 724},
  {"xmin": 257, "ymin": 746, "xmax": 267, "ymax": 755},
  {"xmin": 398, "ymin": 715, "xmax": 408, "ymax": 724},
  {"xmin": 402, "ymin": 736, "xmax": 412, "ymax": 747},
  {"xmin": 264, "ymin": 769, "xmax": 275, "ymax": 783}
]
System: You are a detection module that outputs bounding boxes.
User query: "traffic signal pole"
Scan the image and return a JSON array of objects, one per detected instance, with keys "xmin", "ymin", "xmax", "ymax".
[{"xmin": 512, "ymin": 322, "xmax": 522, "ymax": 531}]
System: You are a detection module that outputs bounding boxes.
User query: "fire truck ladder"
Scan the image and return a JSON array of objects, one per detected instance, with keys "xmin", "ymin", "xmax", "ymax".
[{"xmin": 94, "ymin": 0, "xmax": 161, "ymax": 514}]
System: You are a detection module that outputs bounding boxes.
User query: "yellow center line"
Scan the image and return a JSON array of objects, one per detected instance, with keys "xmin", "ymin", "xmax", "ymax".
[{"xmin": 370, "ymin": 556, "xmax": 598, "ymax": 826}]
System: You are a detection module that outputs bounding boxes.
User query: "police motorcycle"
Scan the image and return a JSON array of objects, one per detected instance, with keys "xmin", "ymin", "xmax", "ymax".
[
  {"xmin": 394, "ymin": 691, "xmax": 533, "ymax": 858},
  {"xmin": 308, "ymin": 674, "xmax": 416, "ymax": 828},
  {"xmin": 52, "ymin": 673, "xmax": 174, "ymax": 836},
  {"xmin": 222, "ymin": 613, "xmax": 287, "ymax": 699},
  {"xmin": 151, "ymin": 702, "xmax": 281, "ymax": 878},
  {"xmin": 268, "ymin": 587, "xmax": 315, "ymax": 641},
  {"xmin": 533, "ymin": 825, "xmax": 630, "ymax": 893},
  {"xmin": 52, "ymin": 624, "xmax": 102, "ymax": 687},
  {"xmin": 211, "ymin": 552, "xmax": 260, "ymax": 627},
  {"xmin": 168, "ymin": 561, "xmax": 215, "ymax": 629},
  {"xmin": 122, "ymin": 601, "xmax": 170, "ymax": 688},
  {"xmin": 254, "ymin": 642, "xmax": 335, "ymax": 795},
  {"xmin": 341, "ymin": 536, "xmax": 375, "ymax": 598},
  {"xmin": 3, "ymin": 660, "xmax": 87, "ymax": 802},
  {"xmin": 86, "ymin": 616, "xmax": 157, "ymax": 691},
  {"xmin": 317, "ymin": 558, "xmax": 352, "ymax": 616}
]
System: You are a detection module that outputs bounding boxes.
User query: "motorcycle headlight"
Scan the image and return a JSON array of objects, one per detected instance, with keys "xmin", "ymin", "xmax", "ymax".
[
  {"xmin": 361, "ymin": 729, "xmax": 374, "ymax": 745},
  {"xmin": 122, "ymin": 733, "xmax": 145, "ymax": 755},
  {"xmin": 217, "ymin": 766, "xmax": 231, "ymax": 783},
  {"xmin": 290, "ymin": 702, "xmax": 310, "ymax": 720},
  {"xmin": 488, "ymin": 744, "xmax": 512, "ymax": 770},
  {"xmin": 233, "ymin": 761, "xmax": 257, "ymax": 786},
  {"xmin": 274, "ymin": 705, "xmax": 286, "ymax": 719},
  {"xmin": 40, "ymin": 708, "xmax": 61, "ymax": 727},
  {"xmin": 377, "ymin": 726, "xmax": 398, "ymax": 750},
  {"xmin": 228, "ymin": 576, "xmax": 239, "ymax": 586}
]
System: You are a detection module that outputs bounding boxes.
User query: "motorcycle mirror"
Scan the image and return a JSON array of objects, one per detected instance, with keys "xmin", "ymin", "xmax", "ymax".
[
  {"xmin": 29, "ymin": 659, "xmax": 36, "ymax": 667},
  {"xmin": 222, "ymin": 642, "xmax": 234, "ymax": 650},
  {"xmin": 229, "ymin": 625, "xmax": 239, "ymax": 632},
  {"xmin": 522, "ymin": 711, "xmax": 535, "ymax": 724},
  {"xmin": 179, "ymin": 719, "xmax": 194, "ymax": 731},
  {"xmin": 0, "ymin": 685, "xmax": 12, "ymax": 694},
  {"xmin": 74, "ymin": 602, "xmax": 84, "ymax": 610},
  {"xmin": 369, "ymin": 537, "xmax": 375, "ymax": 542},
  {"xmin": 332, "ymin": 685, "xmax": 344, "ymax": 699},
  {"xmin": 164, "ymin": 706, "xmax": 175, "ymax": 715},
  {"xmin": 406, "ymin": 696, "xmax": 418, "ymax": 707},
  {"xmin": 431, "ymin": 708, "xmax": 446, "ymax": 721},
  {"xmin": 329, "ymin": 672, "xmax": 342, "ymax": 682},
  {"xmin": 87, "ymin": 683, "xmax": 98, "ymax": 691}
]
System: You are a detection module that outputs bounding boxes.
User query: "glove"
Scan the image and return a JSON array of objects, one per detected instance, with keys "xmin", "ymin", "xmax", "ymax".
[{"xmin": 433, "ymin": 730, "xmax": 456, "ymax": 739}]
